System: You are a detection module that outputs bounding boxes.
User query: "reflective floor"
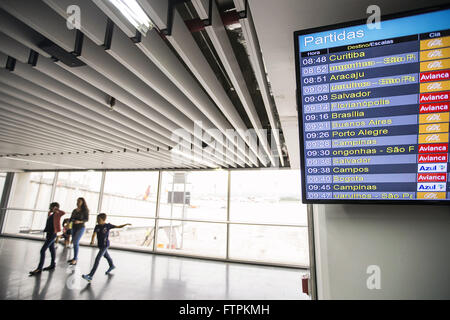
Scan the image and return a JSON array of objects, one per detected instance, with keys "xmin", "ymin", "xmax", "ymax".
[{"xmin": 0, "ymin": 237, "xmax": 309, "ymax": 300}]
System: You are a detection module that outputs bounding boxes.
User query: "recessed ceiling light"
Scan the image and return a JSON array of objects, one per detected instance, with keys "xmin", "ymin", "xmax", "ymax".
[{"xmin": 108, "ymin": 0, "xmax": 154, "ymax": 35}]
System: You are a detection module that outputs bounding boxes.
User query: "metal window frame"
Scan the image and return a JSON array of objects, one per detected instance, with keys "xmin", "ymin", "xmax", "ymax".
[{"xmin": 0, "ymin": 173, "xmax": 14, "ymax": 233}]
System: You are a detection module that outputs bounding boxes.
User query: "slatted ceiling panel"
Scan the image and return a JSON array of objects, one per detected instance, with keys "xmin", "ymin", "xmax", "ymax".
[
  {"xmin": 70, "ymin": 0, "xmax": 251, "ymax": 167},
  {"xmin": 106, "ymin": 32, "xmax": 238, "ymax": 168},
  {"xmin": 0, "ymin": 0, "xmax": 77, "ymax": 52},
  {"xmin": 0, "ymin": 104, "xmax": 176, "ymax": 169},
  {"xmin": 136, "ymin": 0, "xmax": 168, "ymax": 30},
  {"xmin": 0, "ymin": 152, "xmax": 178, "ymax": 170},
  {"xmin": 232, "ymin": 0, "xmax": 284, "ymax": 166},
  {"xmin": 0, "ymin": 67, "xmax": 211, "ymax": 169},
  {"xmin": 108, "ymin": 26, "xmax": 240, "ymax": 166},
  {"xmin": 0, "ymin": 0, "xmax": 288, "ymax": 171},
  {"xmin": 0, "ymin": 0, "xmax": 225, "ymax": 169},
  {"xmin": 134, "ymin": 29, "xmax": 249, "ymax": 168},
  {"xmin": 0, "ymin": 140, "xmax": 48, "ymax": 155},
  {"xmin": 0, "ymin": 9, "xmax": 52, "ymax": 59},
  {"xmin": 0, "ymin": 88, "xmax": 196, "ymax": 169},
  {"xmin": 35, "ymin": 58, "xmax": 111, "ymax": 107},
  {"xmin": 0, "ymin": 74, "xmax": 153, "ymax": 152},
  {"xmin": 0, "ymin": 33, "xmax": 29, "ymax": 62},
  {"xmin": 0, "ymin": 93, "xmax": 197, "ymax": 169},
  {"xmin": 76, "ymin": 37, "xmax": 231, "ymax": 167},
  {"xmin": 0, "ymin": 114, "xmax": 110, "ymax": 152},
  {"xmin": 52, "ymin": 60, "xmax": 185, "ymax": 141},
  {"xmin": 0, "ymin": 54, "xmax": 6, "ymax": 68},
  {"xmin": 0, "ymin": 127, "xmax": 178, "ymax": 167},
  {"xmin": 0, "ymin": 132, "xmax": 196, "ymax": 170},
  {"xmin": 51, "ymin": 55, "xmax": 223, "ymax": 167},
  {"xmin": 9, "ymin": 59, "xmax": 176, "ymax": 153},
  {"xmin": 191, "ymin": 0, "xmax": 275, "ymax": 166},
  {"xmin": 43, "ymin": 0, "xmax": 108, "ymax": 46},
  {"xmin": 150, "ymin": 6, "xmax": 262, "ymax": 166},
  {"xmin": 0, "ymin": 157, "xmax": 79, "ymax": 170}
]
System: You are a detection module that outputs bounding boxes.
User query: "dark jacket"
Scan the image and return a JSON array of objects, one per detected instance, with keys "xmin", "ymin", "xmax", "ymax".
[{"xmin": 70, "ymin": 208, "xmax": 89, "ymax": 230}]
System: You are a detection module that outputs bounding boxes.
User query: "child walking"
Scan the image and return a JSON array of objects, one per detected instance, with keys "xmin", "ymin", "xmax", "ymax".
[
  {"xmin": 82, "ymin": 213, "xmax": 130, "ymax": 282},
  {"xmin": 61, "ymin": 218, "xmax": 72, "ymax": 248},
  {"xmin": 29, "ymin": 202, "xmax": 66, "ymax": 275}
]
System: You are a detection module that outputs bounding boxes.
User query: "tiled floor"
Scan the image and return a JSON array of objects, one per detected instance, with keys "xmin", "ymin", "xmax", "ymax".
[{"xmin": 0, "ymin": 237, "xmax": 309, "ymax": 300}]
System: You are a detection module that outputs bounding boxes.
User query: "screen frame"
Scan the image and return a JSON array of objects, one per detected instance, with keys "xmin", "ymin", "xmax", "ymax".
[{"xmin": 293, "ymin": 4, "xmax": 450, "ymax": 205}]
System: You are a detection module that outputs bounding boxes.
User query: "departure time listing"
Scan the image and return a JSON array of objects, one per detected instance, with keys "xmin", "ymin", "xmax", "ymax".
[{"xmin": 298, "ymin": 25, "xmax": 450, "ymax": 201}]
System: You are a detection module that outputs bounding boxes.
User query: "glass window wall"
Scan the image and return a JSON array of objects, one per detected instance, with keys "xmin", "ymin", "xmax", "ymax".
[{"xmin": 1, "ymin": 169, "xmax": 308, "ymax": 267}]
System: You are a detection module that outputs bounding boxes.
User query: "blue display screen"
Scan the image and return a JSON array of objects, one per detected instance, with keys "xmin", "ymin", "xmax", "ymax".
[{"xmin": 295, "ymin": 7, "xmax": 450, "ymax": 203}]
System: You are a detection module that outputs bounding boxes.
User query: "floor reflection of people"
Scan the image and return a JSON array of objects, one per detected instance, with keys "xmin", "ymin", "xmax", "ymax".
[
  {"xmin": 61, "ymin": 265, "xmax": 81, "ymax": 300},
  {"xmin": 80, "ymin": 274, "xmax": 114, "ymax": 300},
  {"xmin": 31, "ymin": 270, "xmax": 54, "ymax": 300}
]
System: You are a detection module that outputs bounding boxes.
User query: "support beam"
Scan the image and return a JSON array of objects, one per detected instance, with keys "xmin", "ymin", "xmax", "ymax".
[
  {"xmin": 0, "ymin": 173, "xmax": 14, "ymax": 233},
  {"xmin": 192, "ymin": 0, "xmax": 276, "ymax": 166},
  {"xmin": 233, "ymin": 0, "xmax": 284, "ymax": 166}
]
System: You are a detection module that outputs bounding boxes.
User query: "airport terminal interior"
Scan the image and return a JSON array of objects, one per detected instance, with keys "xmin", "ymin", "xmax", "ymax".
[{"xmin": 0, "ymin": 0, "xmax": 450, "ymax": 300}]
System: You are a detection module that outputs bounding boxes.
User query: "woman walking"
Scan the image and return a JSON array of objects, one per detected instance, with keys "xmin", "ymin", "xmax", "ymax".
[
  {"xmin": 68, "ymin": 197, "xmax": 89, "ymax": 265},
  {"xmin": 29, "ymin": 202, "xmax": 65, "ymax": 275}
]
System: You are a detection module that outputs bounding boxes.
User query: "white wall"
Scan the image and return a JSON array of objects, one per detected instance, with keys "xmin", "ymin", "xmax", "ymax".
[
  {"xmin": 249, "ymin": 0, "xmax": 450, "ymax": 299},
  {"xmin": 314, "ymin": 204, "xmax": 450, "ymax": 299}
]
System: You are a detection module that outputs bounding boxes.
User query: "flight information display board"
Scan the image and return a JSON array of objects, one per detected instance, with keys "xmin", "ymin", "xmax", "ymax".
[{"xmin": 294, "ymin": 7, "xmax": 450, "ymax": 203}]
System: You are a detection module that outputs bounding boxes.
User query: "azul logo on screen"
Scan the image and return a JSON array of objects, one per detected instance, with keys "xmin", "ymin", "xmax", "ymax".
[
  {"xmin": 417, "ymin": 183, "xmax": 447, "ymax": 191},
  {"xmin": 418, "ymin": 163, "xmax": 448, "ymax": 173},
  {"xmin": 303, "ymin": 30, "xmax": 365, "ymax": 48}
]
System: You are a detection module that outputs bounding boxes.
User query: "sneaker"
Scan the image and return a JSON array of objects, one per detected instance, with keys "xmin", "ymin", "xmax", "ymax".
[
  {"xmin": 105, "ymin": 265, "xmax": 116, "ymax": 275},
  {"xmin": 82, "ymin": 274, "xmax": 92, "ymax": 283},
  {"xmin": 43, "ymin": 265, "xmax": 55, "ymax": 271}
]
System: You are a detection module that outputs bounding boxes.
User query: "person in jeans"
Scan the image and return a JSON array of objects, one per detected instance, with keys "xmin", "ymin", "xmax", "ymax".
[
  {"xmin": 68, "ymin": 197, "xmax": 89, "ymax": 265},
  {"xmin": 82, "ymin": 213, "xmax": 130, "ymax": 282},
  {"xmin": 29, "ymin": 202, "xmax": 66, "ymax": 275}
]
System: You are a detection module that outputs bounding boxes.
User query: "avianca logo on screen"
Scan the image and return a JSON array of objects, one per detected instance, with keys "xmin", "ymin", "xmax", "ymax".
[
  {"xmin": 417, "ymin": 182, "xmax": 446, "ymax": 191},
  {"xmin": 418, "ymin": 153, "xmax": 448, "ymax": 163},
  {"xmin": 417, "ymin": 163, "xmax": 447, "ymax": 173},
  {"xmin": 418, "ymin": 143, "xmax": 449, "ymax": 153},
  {"xmin": 420, "ymin": 91, "xmax": 450, "ymax": 103},
  {"xmin": 417, "ymin": 173, "xmax": 447, "ymax": 182},
  {"xmin": 420, "ymin": 70, "xmax": 450, "ymax": 83},
  {"xmin": 419, "ymin": 102, "xmax": 449, "ymax": 113}
]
